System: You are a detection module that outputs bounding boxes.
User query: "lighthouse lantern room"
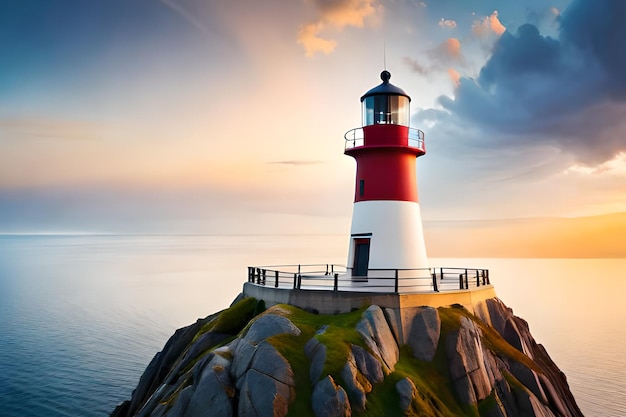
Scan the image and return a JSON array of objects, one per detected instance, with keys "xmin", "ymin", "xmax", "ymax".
[{"xmin": 344, "ymin": 70, "xmax": 430, "ymax": 292}]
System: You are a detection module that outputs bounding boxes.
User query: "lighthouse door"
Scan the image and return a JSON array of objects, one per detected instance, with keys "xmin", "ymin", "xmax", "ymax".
[{"xmin": 353, "ymin": 238, "xmax": 370, "ymax": 278}]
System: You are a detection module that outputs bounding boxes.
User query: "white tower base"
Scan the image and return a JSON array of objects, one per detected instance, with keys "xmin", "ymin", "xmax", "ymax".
[{"xmin": 346, "ymin": 200, "xmax": 431, "ymax": 293}]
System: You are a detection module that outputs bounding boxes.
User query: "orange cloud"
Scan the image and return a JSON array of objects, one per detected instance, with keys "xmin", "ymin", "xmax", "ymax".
[
  {"xmin": 298, "ymin": 0, "xmax": 379, "ymax": 56},
  {"xmin": 448, "ymin": 68, "xmax": 460, "ymax": 87},
  {"xmin": 440, "ymin": 38, "xmax": 462, "ymax": 59},
  {"xmin": 298, "ymin": 23, "xmax": 337, "ymax": 56},
  {"xmin": 472, "ymin": 10, "xmax": 506, "ymax": 37}
]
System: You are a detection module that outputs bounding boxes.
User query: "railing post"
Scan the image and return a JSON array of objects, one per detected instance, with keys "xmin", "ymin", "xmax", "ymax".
[
  {"xmin": 334, "ymin": 273, "xmax": 338, "ymax": 291},
  {"xmin": 297, "ymin": 274, "xmax": 302, "ymax": 289},
  {"xmin": 325, "ymin": 264, "xmax": 329, "ymax": 275},
  {"xmin": 248, "ymin": 267, "xmax": 253, "ymax": 282},
  {"xmin": 261, "ymin": 269, "xmax": 266, "ymax": 285},
  {"xmin": 432, "ymin": 271, "xmax": 438, "ymax": 292},
  {"xmin": 298, "ymin": 264, "xmax": 301, "ymax": 275},
  {"xmin": 274, "ymin": 270, "xmax": 279, "ymax": 288},
  {"xmin": 476, "ymin": 270, "xmax": 480, "ymax": 287},
  {"xmin": 464, "ymin": 270, "xmax": 469, "ymax": 289},
  {"xmin": 293, "ymin": 273, "xmax": 298, "ymax": 289},
  {"xmin": 459, "ymin": 273, "xmax": 463, "ymax": 290},
  {"xmin": 394, "ymin": 269, "xmax": 399, "ymax": 293}
]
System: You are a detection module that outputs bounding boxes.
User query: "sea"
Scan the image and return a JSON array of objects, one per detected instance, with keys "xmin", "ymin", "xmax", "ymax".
[{"xmin": 0, "ymin": 234, "xmax": 624, "ymax": 417}]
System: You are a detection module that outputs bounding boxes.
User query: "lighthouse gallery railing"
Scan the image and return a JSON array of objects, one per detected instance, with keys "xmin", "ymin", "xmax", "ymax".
[
  {"xmin": 344, "ymin": 127, "xmax": 425, "ymax": 151},
  {"xmin": 247, "ymin": 264, "xmax": 490, "ymax": 293}
]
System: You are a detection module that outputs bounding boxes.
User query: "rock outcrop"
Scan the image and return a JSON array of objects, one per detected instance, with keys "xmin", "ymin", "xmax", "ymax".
[{"xmin": 111, "ymin": 296, "xmax": 583, "ymax": 417}]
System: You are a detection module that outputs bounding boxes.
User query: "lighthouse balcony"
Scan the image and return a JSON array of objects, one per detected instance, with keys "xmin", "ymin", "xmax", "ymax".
[
  {"xmin": 344, "ymin": 126, "xmax": 425, "ymax": 153},
  {"xmin": 247, "ymin": 264, "xmax": 490, "ymax": 294}
]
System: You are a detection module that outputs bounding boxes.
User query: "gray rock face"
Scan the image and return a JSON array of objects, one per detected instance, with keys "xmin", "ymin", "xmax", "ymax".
[
  {"xmin": 243, "ymin": 313, "xmax": 301, "ymax": 345},
  {"xmin": 356, "ymin": 305, "xmax": 399, "ymax": 373},
  {"xmin": 407, "ymin": 306, "xmax": 440, "ymax": 362},
  {"xmin": 239, "ymin": 369, "xmax": 292, "ymax": 417},
  {"xmin": 182, "ymin": 354, "xmax": 234, "ymax": 417},
  {"xmin": 112, "ymin": 298, "xmax": 584, "ymax": 417},
  {"xmin": 233, "ymin": 318, "xmax": 298, "ymax": 417},
  {"xmin": 311, "ymin": 376, "xmax": 351, "ymax": 417},
  {"xmin": 350, "ymin": 344, "xmax": 383, "ymax": 385},
  {"xmin": 395, "ymin": 377, "xmax": 418, "ymax": 412},
  {"xmin": 340, "ymin": 349, "xmax": 372, "ymax": 411},
  {"xmin": 305, "ymin": 337, "xmax": 327, "ymax": 384},
  {"xmin": 446, "ymin": 316, "xmax": 501, "ymax": 404}
]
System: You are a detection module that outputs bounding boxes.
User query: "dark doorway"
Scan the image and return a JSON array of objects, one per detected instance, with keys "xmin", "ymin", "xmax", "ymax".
[{"xmin": 353, "ymin": 238, "xmax": 370, "ymax": 278}]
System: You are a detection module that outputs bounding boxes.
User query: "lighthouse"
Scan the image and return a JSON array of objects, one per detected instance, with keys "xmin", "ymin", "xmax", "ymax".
[{"xmin": 344, "ymin": 70, "xmax": 430, "ymax": 291}]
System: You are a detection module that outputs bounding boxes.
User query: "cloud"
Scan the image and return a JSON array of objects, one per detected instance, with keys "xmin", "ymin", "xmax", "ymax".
[
  {"xmin": 472, "ymin": 11, "xmax": 506, "ymax": 37},
  {"xmin": 433, "ymin": 0, "xmax": 626, "ymax": 166},
  {"xmin": 297, "ymin": 23, "xmax": 337, "ymax": 56},
  {"xmin": 0, "ymin": 117, "xmax": 107, "ymax": 141},
  {"xmin": 447, "ymin": 68, "xmax": 460, "ymax": 87},
  {"xmin": 404, "ymin": 37, "xmax": 463, "ymax": 78},
  {"xmin": 298, "ymin": 0, "xmax": 379, "ymax": 56},
  {"xmin": 267, "ymin": 160, "xmax": 324, "ymax": 166},
  {"xmin": 438, "ymin": 18, "xmax": 456, "ymax": 29},
  {"xmin": 429, "ymin": 38, "xmax": 462, "ymax": 63}
]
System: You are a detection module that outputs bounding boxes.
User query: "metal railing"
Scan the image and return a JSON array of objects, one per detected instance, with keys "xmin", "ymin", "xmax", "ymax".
[
  {"xmin": 247, "ymin": 264, "xmax": 490, "ymax": 293},
  {"xmin": 344, "ymin": 127, "xmax": 425, "ymax": 152}
]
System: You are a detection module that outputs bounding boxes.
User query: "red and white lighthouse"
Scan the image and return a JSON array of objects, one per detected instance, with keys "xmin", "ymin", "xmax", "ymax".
[{"xmin": 344, "ymin": 70, "xmax": 430, "ymax": 291}]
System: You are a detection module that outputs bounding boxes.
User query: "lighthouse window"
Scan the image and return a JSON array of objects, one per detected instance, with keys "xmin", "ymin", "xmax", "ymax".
[
  {"xmin": 359, "ymin": 179, "xmax": 365, "ymax": 196},
  {"xmin": 362, "ymin": 95, "xmax": 410, "ymax": 127}
]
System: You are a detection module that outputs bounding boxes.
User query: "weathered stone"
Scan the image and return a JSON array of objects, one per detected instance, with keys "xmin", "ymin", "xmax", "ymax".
[
  {"xmin": 350, "ymin": 345, "xmax": 383, "ymax": 384},
  {"xmin": 509, "ymin": 361, "xmax": 548, "ymax": 404},
  {"xmin": 231, "ymin": 340, "xmax": 257, "ymax": 382},
  {"xmin": 446, "ymin": 316, "xmax": 495, "ymax": 404},
  {"xmin": 238, "ymin": 369, "xmax": 293, "ymax": 417},
  {"xmin": 407, "ymin": 306, "xmax": 440, "ymax": 362},
  {"xmin": 305, "ymin": 337, "xmax": 327, "ymax": 384},
  {"xmin": 311, "ymin": 375, "xmax": 351, "ymax": 417},
  {"xmin": 304, "ymin": 337, "xmax": 321, "ymax": 359},
  {"xmin": 183, "ymin": 354, "xmax": 234, "ymax": 417},
  {"xmin": 184, "ymin": 331, "xmax": 231, "ymax": 366},
  {"xmin": 160, "ymin": 385, "xmax": 192, "ymax": 417},
  {"xmin": 340, "ymin": 350, "xmax": 372, "ymax": 410},
  {"xmin": 243, "ymin": 313, "xmax": 301, "ymax": 345},
  {"xmin": 249, "ymin": 341, "xmax": 295, "ymax": 387},
  {"xmin": 382, "ymin": 307, "xmax": 401, "ymax": 345},
  {"xmin": 395, "ymin": 377, "xmax": 417, "ymax": 412},
  {"xmin": 482, "ymin": 298, "xmax": 512, "ymax": 336},
  {"xmin": 112, "ymin": 298, "xmax": 585, "ymax": 417},
  {"xmin": 356, "ymin": 305, "xmax": 398, "ymax": 373}
]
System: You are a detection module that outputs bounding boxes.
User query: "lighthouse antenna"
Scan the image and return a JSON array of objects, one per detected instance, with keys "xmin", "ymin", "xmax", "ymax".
[{"xmin": 383, "ymin": 42, "xmax": 387, "ymax": 70}]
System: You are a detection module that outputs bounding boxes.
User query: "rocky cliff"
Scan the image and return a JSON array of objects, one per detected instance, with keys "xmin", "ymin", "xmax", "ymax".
[{"xmin": 110, "ymin": 296, "xmax": 583, "ymax": 417}]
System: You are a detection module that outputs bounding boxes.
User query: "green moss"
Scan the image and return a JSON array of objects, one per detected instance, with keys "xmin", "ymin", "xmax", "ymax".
[
  {"xmin": 211, "ymin": 297, "xmax": 262, "ymax": 333},
  {"xmin": 192, "ymin": 297, "xmax": 264, "ymax": 343},
  {"xmin": 477, "ymin": 392, "xmax": 499, "ymax": 416}
]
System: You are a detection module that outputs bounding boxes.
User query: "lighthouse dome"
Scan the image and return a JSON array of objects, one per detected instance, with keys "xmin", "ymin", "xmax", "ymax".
[
  {"xmin": 360, "ymin": 71, "xmax": 411, "ymax": 102},
  {"xmin": 360, "ymin": 71, "xmax": 411, "ymax": 126}
]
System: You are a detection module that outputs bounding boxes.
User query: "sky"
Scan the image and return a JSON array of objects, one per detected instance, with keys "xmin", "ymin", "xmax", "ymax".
[{"xmin": 1, "ymin": 0, "xmax": 626, "ymax": 239}]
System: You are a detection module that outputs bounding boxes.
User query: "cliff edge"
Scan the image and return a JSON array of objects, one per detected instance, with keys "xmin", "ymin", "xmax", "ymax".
[{"xmin": 110, "ymin": 296, "xmax": 583, "ymax": 417}]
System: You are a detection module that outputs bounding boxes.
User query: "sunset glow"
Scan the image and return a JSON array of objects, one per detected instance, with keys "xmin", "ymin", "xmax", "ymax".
[{"xmin": 1, "ymin": 0, "xmax": 625, "ymax": 255}]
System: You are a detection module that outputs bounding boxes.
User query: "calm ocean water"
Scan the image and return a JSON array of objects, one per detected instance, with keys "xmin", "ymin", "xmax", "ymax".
[{"xmin": 0, "ymin": 234, "xmax": 624, "ymax": 416}]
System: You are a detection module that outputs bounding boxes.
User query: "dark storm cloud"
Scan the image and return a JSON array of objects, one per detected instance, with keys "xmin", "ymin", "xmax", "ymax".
[{"xmin": 436, "ymin": 0, "xmax": 626, "ymax": 165}]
